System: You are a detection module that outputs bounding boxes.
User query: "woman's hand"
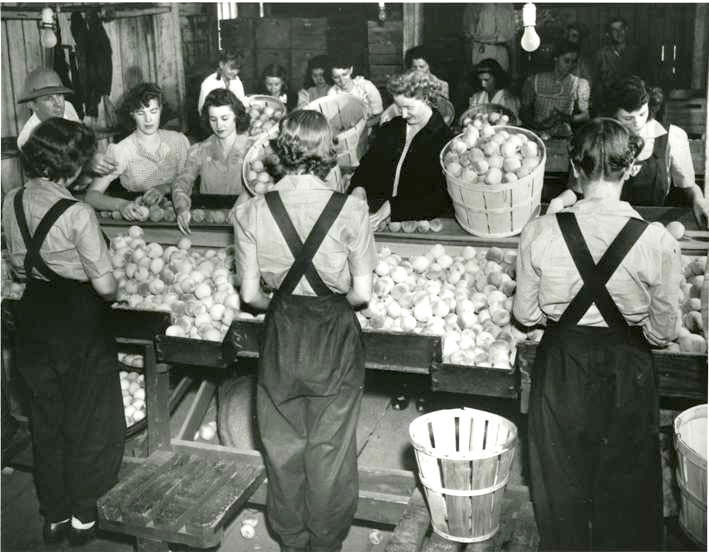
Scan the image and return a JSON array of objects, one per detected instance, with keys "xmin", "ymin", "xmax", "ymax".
[
  {"xmin": 369, "ymin": 201, "xmax": 391, "ymax": 231},
  {"xmin": 177, "ymin": 210, "xmax": 191, "ymax": 235},
  {"xmin": 88, "ymin": 153, "xmax": 118, "ymax": 176},
  {"xmin": 546, "ymin": 197, "xmax": 565, "ymax": 215},
  {"xmin": 121, "ymin": 202, "xmax": 142, "ymax": 221},
  {"xmin": 692, "ymin": 197, "xmax": 709, "ymax": 229}
]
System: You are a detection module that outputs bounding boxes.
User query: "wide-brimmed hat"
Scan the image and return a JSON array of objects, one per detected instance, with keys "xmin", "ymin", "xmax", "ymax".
[{"xmin": 17, "ymin": 68, "xmax": 73, "ymax": 104}]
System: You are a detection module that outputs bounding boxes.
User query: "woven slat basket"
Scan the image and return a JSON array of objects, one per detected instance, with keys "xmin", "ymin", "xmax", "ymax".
[
  {"xmin": 302, "ymin": 95, "xmax": 368, "ymax": 168},
  {"xmin": 410, "ymin": 408, "xmax": 517, "ymax": 543},
  {"xmin": 242, "ymin": 133, "xmax": 343, "ymax": 196},
  {"xmin": 441, "ymin": 125, "xmax": 546, "ymax": 238},
  {"xmin": 674, "ymin": 404, "xmax": 707, "ymax": 546}
]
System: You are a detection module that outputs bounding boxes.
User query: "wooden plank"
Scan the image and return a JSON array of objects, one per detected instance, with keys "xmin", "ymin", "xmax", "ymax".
[
  {"xmin": 219, "ymin": 18, "xmax": 254, "ymax": 51},
  {"xmin": 370, "ymin": 53, "xmax": 403, "ymax": 67},
  {"xmin": 104, "ymin": 20, "xmax": 125, "ymax": 104},
  {"xmin": 176, "ymin": 379, "xmax": 218, "ymax": 441},
  {"xmin": 1, "ymin": 23, "xmax": 19, "ymax": 137},
  {"xmin": 367, "ymin": 20, "xmax": 403, "ymax": 55},
  {"xmin": 154, "ymin": 335, "xmax": 229, "ymax": 369},
  {"xmin": 145, "ymin": 345, "xmax": 172, "ymax": 455},
  {"xmin": 385, "ymin": 488, "xmax": 430, "ymax": 552},
  {"xmin": 431, "ymin": 364, "xmax": 517, "ymax": 399},
  {"xmin": 122, "ymin": 454, "xmax": 205, "ymax": 526},
  {"xmin": 7, "ymin": 21, "xmax": 31, "ymax": 133},
  {"xmin": 98, "ymin": 450, "xmax": 179, "ymax": 522},
  {"xmin": 183, "ymin": 462, "xmax": 265, "ymax": 543}
]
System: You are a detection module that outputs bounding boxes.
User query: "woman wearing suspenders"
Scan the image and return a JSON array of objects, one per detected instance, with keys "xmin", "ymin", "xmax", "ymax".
[
  {"xmin": 234, "ymin": 110, "xmax": 376, "ymax": 552},
  {"xmin": 513, "ymin": 119, "xmax": 683, "ymax": 550},
  {"xmin": 2, "ymin": 118, "xmax": 125, "ymax": 544}
]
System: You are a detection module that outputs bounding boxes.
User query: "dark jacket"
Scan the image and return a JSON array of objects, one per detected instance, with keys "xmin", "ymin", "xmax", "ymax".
[{"xmin": 349, "ymin": 109, "xmax": 453, "ymax": 221}]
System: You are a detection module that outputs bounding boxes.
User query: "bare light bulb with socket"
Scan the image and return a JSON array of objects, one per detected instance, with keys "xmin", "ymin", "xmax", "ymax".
[
  {"xmin": 520, "ymin": 3, "xmax": 540, "ymax": 53},
  {"xmin": 40, "ymin": 6, "xmax": 57, "ymax": 49},
  {"xmin": 378, "ymin": 2, "xmax": 386, "ymax": 22}
]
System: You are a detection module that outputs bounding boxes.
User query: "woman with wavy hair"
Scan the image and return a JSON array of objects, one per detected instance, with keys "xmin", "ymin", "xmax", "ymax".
[
  {"xmin": 234, "ymin": 109, "xmax": 376, "ymax": 552},
  {"xmin": 350, "ymin": 69, "xmax": 453, "ymax": 227},
  {"xmin": 514, "ymin": 118, "xmax": 681, "ymax": 550},
  {"xmin": 173, "ymin": 89, "xmax": 252, "ymax": 234},
  {"xmin": 2, "ymin": 118, "xmax": 124, "ymax": 545},
  {"xmin": 85, "ymin": 83, "xmax": 189, "ymax": 219},
  {"xmin": 297, "ymin": 54, "xmax": 332, "ymax": 107}
]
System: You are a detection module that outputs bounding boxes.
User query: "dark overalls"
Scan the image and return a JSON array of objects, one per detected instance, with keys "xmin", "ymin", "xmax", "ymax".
[
  {"xmin": 621, "ymin": 133, "xmax": 670, "ymax": 206},
  {"xmin": 12, "ymin": 191, "xmax": 125, "ymax": 524},
  {"xmin": 528, "ymin": 213, "xmax": 663, "ymax": 551},
  {"xmin": 257, "ymin": 192, "xmax": 365, "ymax": 552}
]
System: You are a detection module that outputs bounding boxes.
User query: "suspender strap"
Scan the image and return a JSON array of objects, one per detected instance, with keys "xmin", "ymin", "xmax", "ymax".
[
  {"xmin": 265, "ymin": 191, "xmax": 348, "ymax": 296},
  {"xmin": 556, "ymin": 212, "xmax": 648, "ymax": 328},
  {"xmin": 14, "ymin": 190, "xmax": 78, "ymax": 281}
]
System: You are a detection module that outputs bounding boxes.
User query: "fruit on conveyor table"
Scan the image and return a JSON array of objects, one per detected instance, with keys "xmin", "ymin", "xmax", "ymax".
[
  {"xmin": 377, "ymin": 219, "xmax": 444, "ymax": 233},
  {"xmin": 110, "ymin": 225, "xmax": 255, "ymax": 341},
  {"xmin": 358, "ymin": 244, "xmax": 528, "ymax": 368},
  {"xmin": 97, "ymin": 191, "xmax": 231, "ymax": 225},
  {"xmin": 443, "ymin": 122, "xmax": 542, "ymax": 186}
]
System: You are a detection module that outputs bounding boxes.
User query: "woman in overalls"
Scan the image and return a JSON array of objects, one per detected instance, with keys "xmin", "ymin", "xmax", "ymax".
[
  {"xmin": 513, "ymin": 119, "xmax": 683, "ymax": 550},
  {"xmin": 2, "ymin": 118, "xmax": 125, "ymax": 544},
  {"xmin": 234, "ymin": 110, "xmax": 376, "ymax": 552},
  {"xmin": 548, "ymin": 76, "xmax": 709, "ymax": 227},
  {"xmin": 520, "ymin": 40, "xmax": 590, "ymax": 138}
]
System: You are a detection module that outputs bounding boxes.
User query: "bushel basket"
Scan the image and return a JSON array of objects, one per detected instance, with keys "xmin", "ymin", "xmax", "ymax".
[
  {"xmin": 441, "ymin": 125, "xmax": 546, "ymax": 238},
  {"xmin": 302, "ymin": 95, "xmax": 368, "ymax": 168},
  {"xmin": 409, "ymin": 408, "xmax": 517, "ymax": 543}
]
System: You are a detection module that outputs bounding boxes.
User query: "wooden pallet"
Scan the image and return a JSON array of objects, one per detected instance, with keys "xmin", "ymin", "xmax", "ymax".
[{"xmin": 98, "ymin": 449, "xmax": 265, "ymax": 549}]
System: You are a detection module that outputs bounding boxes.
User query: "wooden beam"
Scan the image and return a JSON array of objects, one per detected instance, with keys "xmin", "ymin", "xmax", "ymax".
[
  {"xmin": 691, "ymin": 4, "xmax": 708, "ymax": 90},
  {"xmin": 705, "ymin": 55, "xmax": 708, "ymax": 198},
  {"xmin": 170, "ymin": 3, "xmax": 187, "ymax": 132},
  {"xmin": 402, "ymin": 3, "xmax": 424, "ymax": 59}
]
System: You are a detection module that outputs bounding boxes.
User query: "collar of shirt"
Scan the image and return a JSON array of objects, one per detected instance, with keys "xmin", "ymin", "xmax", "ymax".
[
  {"xmin": 24, "ymin": 178, "xmax": 75, "ymax": 200},
  {"xmin": 273, "ymin": 174, "xmax": 332, "ymax": 193},
  {"xmin": 639, "ymin": 118, "xmax": 667, "ymax": 140},
  {"xmin": 566, "ymin": 196, "xmax": 643, "ymax": 219},
  {"xmin": 131, "ymin": 130, "xmax": 171, "ymax": 163},
  {"xmin": 204, "ymin": 133, "xmax": 248, "ymax": 163}
]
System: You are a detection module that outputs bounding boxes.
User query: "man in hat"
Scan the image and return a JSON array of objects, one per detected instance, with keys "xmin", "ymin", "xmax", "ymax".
[{"xmin": 16, "ymin": 68, "xmax": 115, "ymax": 176}]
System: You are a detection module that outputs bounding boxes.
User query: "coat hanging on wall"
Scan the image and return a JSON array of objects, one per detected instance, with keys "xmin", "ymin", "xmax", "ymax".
[
  {"xmin": 70, "ymin": 12, "xmax": 88, "ymax": 117},
  {"xmin": 71, "ymin": 10, "xmax": 113, "ymax": 117}
]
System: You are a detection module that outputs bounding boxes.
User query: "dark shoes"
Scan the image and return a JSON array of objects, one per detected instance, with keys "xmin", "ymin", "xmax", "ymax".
[
  {"xmin": 43, "ymin": 518, "xmax": 97, "ymax": 546},
  {"xmin": 42, "ymin": 519, "xmax": 70, "ymax": 545}
]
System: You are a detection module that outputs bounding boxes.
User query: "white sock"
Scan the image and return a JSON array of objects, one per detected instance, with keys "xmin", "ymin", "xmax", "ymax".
[
  {"xmin": 71, "ymin": 516, "xmax": 96, "ymax": 530},
  {"xmin": 50, "ymin": 518, "xmax": 70, "ymax": 529}
]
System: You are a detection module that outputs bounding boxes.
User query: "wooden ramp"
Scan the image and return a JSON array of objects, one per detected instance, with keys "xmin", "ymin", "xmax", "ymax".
[{"xmin": 98, "ymin": 450, "xmax": 265, "ymax": 549}]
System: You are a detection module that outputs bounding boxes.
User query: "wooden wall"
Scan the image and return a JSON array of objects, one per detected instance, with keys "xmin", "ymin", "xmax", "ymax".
[{"xmin": 1, "ymin": 5, "xmax": 185, "ymax": 140}]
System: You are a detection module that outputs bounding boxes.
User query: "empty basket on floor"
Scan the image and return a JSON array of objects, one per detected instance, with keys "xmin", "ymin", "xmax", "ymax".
[
  {"xmin": 441, "ymin": 126, "xmax": 545, "ymax": 239},
  {"xmin": 409, "ymin": 408, "xmax": 517, "ymax": 543},
  {"xmin": 302, "ymin": 95, "xmax": 368, "ymax": 168},
  {"xmin": 674, "ymin": 404, "xmax": 707, "ymax": 546}
]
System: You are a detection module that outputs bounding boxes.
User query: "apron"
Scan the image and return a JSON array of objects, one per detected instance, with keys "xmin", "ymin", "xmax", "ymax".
[
  {"xmin": 533, "ymin": 74, "xmax": 579, "ymax": 137},
  {"xmin": 256, "ymin": 191, "xmax": 365, "ymax": 552},
  {"xmin": 12, "ymin": 190, "xmax": 125, "ymax": 524},
  {"xmin": 528, "ymin": 213, "xmax": 662, "ymax": 551},
  {"xmin": 621, "ymin": 133, "xmax": 670, "ymax": 206}
]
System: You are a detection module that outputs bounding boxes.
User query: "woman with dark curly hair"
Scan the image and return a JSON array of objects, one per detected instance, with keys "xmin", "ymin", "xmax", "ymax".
[
  {"xmin": 349, "ymin": 69, "xmax": 453, "ymax": 227},
  {"xmin": 548, "ymin": 76, "xmax": 708, "ymax": 227},
  {"xmin": 172, "ymin": 89, "xmax": 252, "ymax": 234},
  {"xmin": 514, "ymin": 118, "xmax": 681, "ymax": 551},
  {"xmin": 468, "ymin": 58, "xmax": 519, "ymax": 117},
  {"xmin": 85, "ymin": 83, "xmax": 189, "ymax": 219},
  {"xmin": 260, "ymin": 63, "xmax": 294, "ymax": 110},
  {"xmin": 234, "ymin": 109, "xmax": 375, "ymax": 552},
  {"xmin": 2, "ymin": 118, "xmax": 125, "ymax": 545},
  {"xmin": 297, "ymin": 55, "xmax": 332, "ymax": 108}
]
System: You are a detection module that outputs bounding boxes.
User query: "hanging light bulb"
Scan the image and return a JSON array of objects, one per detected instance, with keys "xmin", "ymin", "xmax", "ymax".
[
  {"xmin": 520, "ymin": 2, "xmax": 540, "ymax": 53},
  {"xmin": 39, "ymin": 6, "xmax": 57, "ymax": 49},
  {"xmin": 378, "ymin": 2, "xmax": 387, "ymax": 22}
]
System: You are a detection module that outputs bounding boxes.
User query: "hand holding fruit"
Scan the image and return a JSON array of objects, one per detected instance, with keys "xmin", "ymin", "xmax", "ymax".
[
  {"xmin": 177, "ymin": 210, "xmax": 192, "ymax": 236},
  {"xmin": 121, "ymin": 202, "xmax": 146, "ymax": 222}
]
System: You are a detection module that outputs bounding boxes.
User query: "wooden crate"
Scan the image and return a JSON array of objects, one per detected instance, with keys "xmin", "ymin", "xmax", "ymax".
[
  {"xmin": 219, "ymin": 18, "xmax": 255, "ymax": 51},
  {"xmin": 255, "ymin": 18, "xmax": 291, "ymax": 50},
  {"xmin": 665, "ymin": 97, "xmax": 707, "ymax": 138},
  {"xmin": 367, "ymin": 20, "xmax": 403, "ymax": 55}
]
